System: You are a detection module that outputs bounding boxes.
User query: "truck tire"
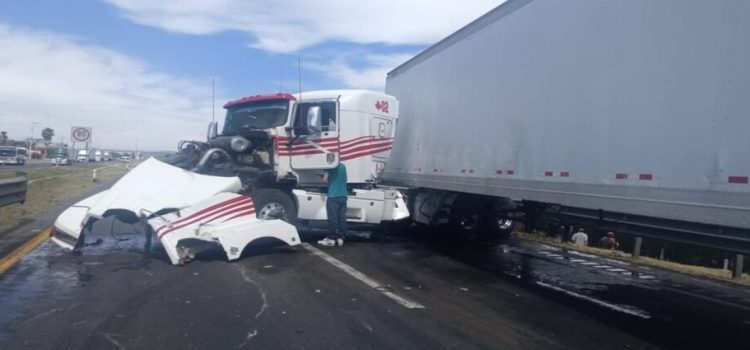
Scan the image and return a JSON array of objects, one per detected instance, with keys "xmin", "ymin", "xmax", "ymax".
[
  {"xmin": 250, "ymin": 189, "xmax": 297, "ymax": 225},
  {"xmin": 479, "ymin": 213, "xmax": 514, "ymax": 244},
  {"xmin": 448, "ymin": 194, "xmax": 512, "ymax": 245},
  {"xmin": 448, "ymin": 195, "xmax": 485, "ymax": 240}
]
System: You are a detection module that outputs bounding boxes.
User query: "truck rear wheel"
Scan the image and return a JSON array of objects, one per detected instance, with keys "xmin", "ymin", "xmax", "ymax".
[
  {"xmin": 448, "ymin": 194, "xmax": 512, "ymax": 245},
  {"xmin": 250, "ymin": 189, "xmax": 297, "ymax": 225},
  {"xmin": 448, "ymin": 195, "xmax": 485, "ymax": 239}
]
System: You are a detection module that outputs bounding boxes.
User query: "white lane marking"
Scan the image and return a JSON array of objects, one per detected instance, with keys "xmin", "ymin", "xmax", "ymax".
[
  {"xmin": 606, "ymin": 268, "xmax": 627, "ymax": 273},
  {"xmin": 535, "ymin": 281, "xmax": 651, "ymax": 319},
  {"xmin": 568, "ymin": 251, "xmax": 598, "ymax": 259},
  {"xmin": 570, "ymin": 259, "xmax": 586, "ymax": 263},
  {"xmin": 593, "ymin": 265, "xmax": 611, "ymax": 269},
  {"xmin": 302, "ymin": 243, "xmax": 425, "ymax": 309},
  {"xmin": 28, "ymin": 175, "xmax": 63, "ymax": 184},
  {"xmin": 639, "ymin": 275, "xmax": 656, "ymax": 279},
  {"xmin": 603, "ymin": 258, "xmax": 630, "ymax": 266}
]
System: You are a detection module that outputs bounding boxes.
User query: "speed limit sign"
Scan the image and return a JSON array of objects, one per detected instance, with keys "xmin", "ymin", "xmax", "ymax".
[{"xmin": 71, "ymin": 126, "xmax": 92, "ymax": 143}]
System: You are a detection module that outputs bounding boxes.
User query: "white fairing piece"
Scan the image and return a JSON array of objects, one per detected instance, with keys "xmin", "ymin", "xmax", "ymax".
[
  {"xmin": 51, "ymin": 190, "xmax": 110, "ymax": 249},
  {"xmin": 51, "ymin": 158, "xmax": 299, "ymax": 265},
  {"xmin": 87, "ymin": 157, "xmax": 242, "ymax": 217},
  {"xmin": 149, "ymin": 192, "xmax": 300, "ymax": 265},
  {"xmin": 52, "ymin": 157, "xmax": 241, "ymax": 242}
]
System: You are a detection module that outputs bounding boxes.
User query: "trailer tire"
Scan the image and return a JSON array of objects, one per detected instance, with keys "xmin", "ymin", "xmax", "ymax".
[
  {"xmin": 250, "ymin": 189, "xmax": 297, "ymax": 225},
  {"xmin": 448, "ymin": 195, "xmax": 485, "ymax": 240}
]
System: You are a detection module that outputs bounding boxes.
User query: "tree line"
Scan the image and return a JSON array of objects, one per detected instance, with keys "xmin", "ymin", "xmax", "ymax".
[{"xmin": 0, "ymin": 128, "xmax": 55, "ymax": 146}]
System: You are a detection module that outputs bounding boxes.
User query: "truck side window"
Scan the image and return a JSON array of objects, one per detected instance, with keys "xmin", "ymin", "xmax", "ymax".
[{"xmin": 295, "ymin": 101, "xmax": 337, "ymax": 132}]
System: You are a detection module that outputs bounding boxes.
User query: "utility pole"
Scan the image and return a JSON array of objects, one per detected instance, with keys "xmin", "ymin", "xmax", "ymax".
[{"xmin": 28, "ymin": 122, "xmax": 39, "ymax": 151}]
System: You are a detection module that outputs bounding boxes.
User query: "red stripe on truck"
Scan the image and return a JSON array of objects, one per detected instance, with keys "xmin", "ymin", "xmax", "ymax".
[
  {"xmin": 615, "ymin": 173, "xmax": 628, "ymax": 180},
  {"xmin": 560, "ymin": 171, "xmax": 570, "ymax": 177},
  {"xmin": 544, "ymin": 171, "xmax": 553, "ymax": 177},
  {"xmin": 639, "ymin": 174, "xmax": 653, "ymax": 180},
  {"xmin": 728, "ymin": 176, "xmax": 749, "ymax": 184}
]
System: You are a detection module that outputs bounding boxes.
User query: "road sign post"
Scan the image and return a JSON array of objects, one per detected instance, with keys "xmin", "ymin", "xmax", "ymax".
[
  {"xmin": 71, "ymin": 127, "xmax": 92, "ymax": 164},
  {"xmin": 71, "ymin": 126, "xmax": 92, "ymax": 144}
]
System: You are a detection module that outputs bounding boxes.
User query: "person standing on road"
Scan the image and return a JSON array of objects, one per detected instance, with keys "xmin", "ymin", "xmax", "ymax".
[
  {"xmin": 599, "ymin": 231, "xmax": 619, "ymax": 250},
  {"xmin": 318, "ymin": 163, "xmax": 348, "ymax": 247},
  {"xmin": 570, "ymin": 228, "xmax": 588, "ymax": 247}
]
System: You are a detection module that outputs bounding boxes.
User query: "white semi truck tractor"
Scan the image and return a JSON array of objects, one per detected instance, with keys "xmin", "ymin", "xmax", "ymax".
[{"xmin": 191, "ymin": 89, "xmax": 409, "ymax": 226}]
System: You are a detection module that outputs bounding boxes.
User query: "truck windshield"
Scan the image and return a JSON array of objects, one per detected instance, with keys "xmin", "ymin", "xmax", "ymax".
[
  {"xmin": 0, "ymin": 148, "xmax": 15, "ymax": 157},
  {"xmin": 223, "ymin": 100, "xmax": 289, "ymax": 133}
]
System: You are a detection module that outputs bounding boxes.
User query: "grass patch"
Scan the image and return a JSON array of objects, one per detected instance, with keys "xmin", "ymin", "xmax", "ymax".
[
  {"xmin": 516, "ymin": 231, "xmax": 750, "ymax": 287},
  {"xmin": 0, "ymin": 164, "xmax": 131, "ymax": 235}
]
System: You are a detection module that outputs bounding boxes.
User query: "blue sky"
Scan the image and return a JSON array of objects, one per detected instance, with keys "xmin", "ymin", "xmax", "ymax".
[{"xmin": 0, "ymin": 0, "xmax": 501, "ymax": 150}]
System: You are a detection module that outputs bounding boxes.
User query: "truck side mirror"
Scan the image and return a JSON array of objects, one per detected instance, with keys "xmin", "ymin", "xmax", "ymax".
[
  {"xmin": 206, "ymin": 121, "xmax": 218, "ymax": 141},
  {"xmin": 306, "ymin": 106, "xmax": 322, "ymax": 134}
]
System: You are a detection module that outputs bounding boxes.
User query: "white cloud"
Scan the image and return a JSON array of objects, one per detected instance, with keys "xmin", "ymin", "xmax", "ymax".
[
  {"xmin": 104, "ymin": 0, "xmax": 505, "ymax": 91},
  {"xmin": 0, "ymin": 23, "xmax": 222, "ymax": 151},
  {"xmin": 307, "ymin": 52, "xmax": 416, "ymax": 91},
  {"xmin": 104, "ymin": 0, "xmax": 503, "ymax": 53}
]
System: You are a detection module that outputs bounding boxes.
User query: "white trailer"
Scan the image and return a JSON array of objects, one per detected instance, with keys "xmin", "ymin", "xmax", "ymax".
[{"xmin": 384, "ymin": 0, "xmax": 750, "ymax": 250}]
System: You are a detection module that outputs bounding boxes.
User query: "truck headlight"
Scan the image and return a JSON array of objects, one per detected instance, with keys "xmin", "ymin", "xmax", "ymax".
[{"xmin": 230, "ymin": 136, "xmax": 251, "ymax": 152}]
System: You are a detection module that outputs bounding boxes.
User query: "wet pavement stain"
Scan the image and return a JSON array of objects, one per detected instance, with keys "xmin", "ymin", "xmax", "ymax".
[{"xmin": 0, "ymin": 230, "xmax": 749, "ymax": 349}]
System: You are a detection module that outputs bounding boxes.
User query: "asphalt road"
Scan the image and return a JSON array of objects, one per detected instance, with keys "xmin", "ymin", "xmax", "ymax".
[{"xmin": 1, "ymin": 227, "xmax": 749, "ymax": 349}]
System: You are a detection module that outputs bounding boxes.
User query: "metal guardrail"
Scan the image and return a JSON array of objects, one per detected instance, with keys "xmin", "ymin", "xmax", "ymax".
[{"xmin": 0, "ymin": 171, "xmax": 28, "ymax": 208}]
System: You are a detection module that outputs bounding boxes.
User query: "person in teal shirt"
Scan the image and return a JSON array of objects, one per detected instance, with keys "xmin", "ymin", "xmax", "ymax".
[{"xmin": 318, "ymin": 163, "xmax": 348, "ymax": 247}]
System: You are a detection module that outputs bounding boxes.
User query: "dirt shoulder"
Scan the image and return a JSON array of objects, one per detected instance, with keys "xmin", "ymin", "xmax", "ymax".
[
  {"xmin": 516, "ymin": 231, "xmax": 750, "ymax": 287},
  {"xmin": 0, "ymin": 164, "xmax": 131, "ymax": 258}
]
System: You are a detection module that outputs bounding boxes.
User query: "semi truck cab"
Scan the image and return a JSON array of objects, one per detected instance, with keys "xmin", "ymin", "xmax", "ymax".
[
  {"xmin": 76, "ymin": 149, "xmax": 89, "ymax": 162},
  {"xmin": 197, "ymin": 89, "xmax": 407, "ymax": 225}
]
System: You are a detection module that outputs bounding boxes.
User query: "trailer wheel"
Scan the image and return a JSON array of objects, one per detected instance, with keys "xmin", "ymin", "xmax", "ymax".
[
  {"xmin": 448, "ymin": 195, "xmax": 484, "ymax": 239},
  {"xmin": 250, "ymin": 189, "xmax": 297, "ymax": 224},
  {"xmin": 479, "ymin": 214, "xmax": 514, "ymax": 244}
]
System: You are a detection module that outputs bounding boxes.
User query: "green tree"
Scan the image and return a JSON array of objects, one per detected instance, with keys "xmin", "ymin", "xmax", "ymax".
[{"xmin": 42, "ymin": 127, "xmax": 55, "ymax": 143}]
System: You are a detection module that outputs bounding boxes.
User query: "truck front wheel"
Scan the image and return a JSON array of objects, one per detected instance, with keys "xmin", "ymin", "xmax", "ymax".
[{"xmin": 250, "ymin": 189, "xmax": 297, "ymax": 225}]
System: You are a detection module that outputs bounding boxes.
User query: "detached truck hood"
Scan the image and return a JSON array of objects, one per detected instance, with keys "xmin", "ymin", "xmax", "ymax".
[
  {"xmin": 85, "ymin": 157, "xmax": 242, "ymax": 217},
  {"xmin": 51, "ymin": 157, "xmax": 300, "ymax": 265}
]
